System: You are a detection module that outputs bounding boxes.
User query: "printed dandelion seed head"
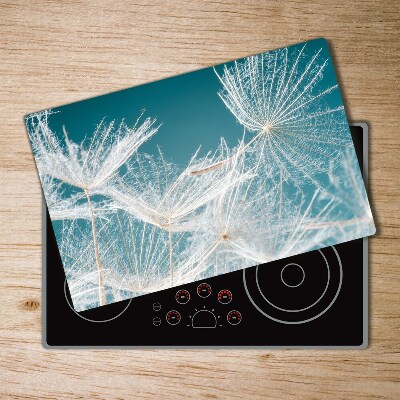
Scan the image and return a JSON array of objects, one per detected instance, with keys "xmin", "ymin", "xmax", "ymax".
[
  {"xmin": 108, "ymin": 139, "xmax": 253, "ymax": 232},
  {"xmin": 26, "ymin": 109, "xmax": 160, "ymax": 307},
  {"xmin": 217, "ymin": 44, "xmax": 337, "ymax": 132},
  {"xmin": 182, "ymin": 146, "xmax": 356, "ymax": 277},
  {"xmin": 181, "ymin": 156, "xmax": 281, "ymax": 273},
  {"xmin": 26, "ymin": 110, "xmax": 159, "ymax": 192},
  {"xmin": 209, "ymin": 42, "xmax": 353, "ymax": 186},
  {"xmin": 41, "ymin": 174, "xmax": 113, "ymax": 221}
]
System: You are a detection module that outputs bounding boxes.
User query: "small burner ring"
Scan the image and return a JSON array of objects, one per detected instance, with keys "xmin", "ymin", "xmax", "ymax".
[
  {"xmin": 63, "ymin": 279, "xmax": 132, "ymax": 323},
  {"xmin": 280, "ymin": 263, "xmax": 305, "ymax": 288}
]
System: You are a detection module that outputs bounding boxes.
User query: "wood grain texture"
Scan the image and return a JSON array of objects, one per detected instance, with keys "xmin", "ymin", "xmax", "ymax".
[{"xmin": 0, "ymin": 1, "xmax": 399, "ymax": 399}]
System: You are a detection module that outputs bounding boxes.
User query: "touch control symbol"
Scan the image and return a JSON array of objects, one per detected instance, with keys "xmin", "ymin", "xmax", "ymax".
[
  {"xmin": 197, "ymin": 283, "xmax": 211, "ymax": 298},
  {"xmin": 166, "ymin": 310, "xmax": 181, "ymax": 325},
  {"xmin": 153, "ymin": 317, "xmax": 161, "ymax": 326},
  {"xmin": 153, "ymin": 302, "xmax": 161, "ymax": 311},
  {"xmin": 218, "ymin": 289, "xmax": 232, "ymax": 304},
  {"xmin": 227, "ymin": 310, "xmax": 242, "ymax": 325},
  {"xmin": 175, "ymin": 289, "xmax": 190, "ymax": 304}
]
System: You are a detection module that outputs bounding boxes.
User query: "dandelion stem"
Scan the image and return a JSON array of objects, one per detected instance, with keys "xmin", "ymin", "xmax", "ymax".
[{"xmin": 84, "ymin": 189, "xmax": 106, "ymax": 306}]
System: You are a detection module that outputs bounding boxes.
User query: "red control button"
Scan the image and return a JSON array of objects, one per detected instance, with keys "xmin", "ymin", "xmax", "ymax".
[
  {"xmin": 197, "ymin": 283, "xmax": 211, "ymax": 298},
  {"xmin": 218, "ymin": 289, "xmax": 232, "ymax": 304},
  {"xmin": 175, "ymin": 289, "xmax": 190, "ymax": 304},
  {"xmin": 227, "ymin": 310, "xmax": 242, "ymax": 325},
  {"xmin": 166, "ymin": 310, "xmax": 181, "ymax": 325}
]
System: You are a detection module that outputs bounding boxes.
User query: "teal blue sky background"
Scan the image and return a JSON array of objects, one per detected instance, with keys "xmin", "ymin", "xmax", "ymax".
[
  {"xmin": 35, "ymin": 38, "xmax": 347, "ymax": 170},
  {"xmin": 41, "ymin": 56, "xmax": 242, "ymax": 168}
]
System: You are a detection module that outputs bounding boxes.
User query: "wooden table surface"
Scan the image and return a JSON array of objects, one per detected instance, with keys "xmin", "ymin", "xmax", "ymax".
[{"xmin": 1, "ymin": 1, "xmax": 399, "ymax": 399}]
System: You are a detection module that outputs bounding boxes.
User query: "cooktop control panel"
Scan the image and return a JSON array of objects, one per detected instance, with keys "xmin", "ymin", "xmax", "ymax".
[{"xmin": 152, "ymin": 283, "xmax": 242, "ymax": 328}]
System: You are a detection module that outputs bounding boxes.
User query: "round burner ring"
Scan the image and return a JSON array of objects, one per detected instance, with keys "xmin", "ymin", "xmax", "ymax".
[
  {"xmin": 280, "ymin": 263, "xmax": 305, "ymax": 288},
  {"xmin": 256, "ymin": 251, "xmax": 330, "ymax": 313},
  {"xmin": 243, "ymin": 246, "xmax": 343, "ymax": 324},
  {"xmin": 63, "ymin": 279, "xmax": 132, "ymax": 323}
]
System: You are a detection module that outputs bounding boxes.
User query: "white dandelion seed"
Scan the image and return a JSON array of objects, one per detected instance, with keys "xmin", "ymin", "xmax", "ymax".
[
  {"xmin": 184, "ymin": 140, "xmax": 350, "ymax": 277},
  {"xmin": 107, "ymin": 140, "xmax": 253, "ymax": 287},
  {"xmin": 27, "ymin": 110, "xmax": 159, "ymax": 305},
  {"xmin": 183, "ymin": 186, "xmax": 342, "ymax": 278},
  {"xmin": 190, "ymin": 42, "xmax": 352, "ymax": 186},
  {"xmin": 41, "ymin": 174, "xmax": 111, "ymax": 221}
]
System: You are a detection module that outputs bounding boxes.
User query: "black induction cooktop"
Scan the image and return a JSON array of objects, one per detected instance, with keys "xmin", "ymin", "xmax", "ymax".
[{"xmin": 43, "ymin": 123, "xmax": 369, "ymax": 348}]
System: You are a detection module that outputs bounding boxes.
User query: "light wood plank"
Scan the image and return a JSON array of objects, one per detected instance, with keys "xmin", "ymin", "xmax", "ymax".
[{"xmin": 0, "ymin": 1, "xmax": 399, "ymax": 399}]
